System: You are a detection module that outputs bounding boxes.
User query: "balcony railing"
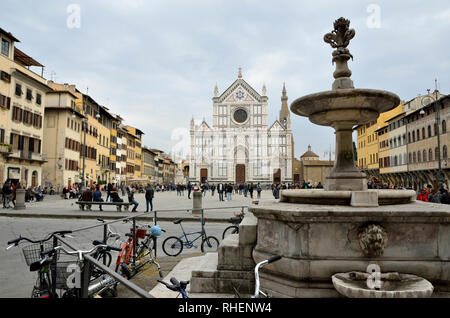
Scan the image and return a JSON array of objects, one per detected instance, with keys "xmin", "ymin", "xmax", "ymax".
[
  {"xmin": 9, "ymin": 149, "xmax": 45, "ymax": 161},
  {"xmin": 0, "ymin": 144, "xmax": 12, "ymax": 154}
]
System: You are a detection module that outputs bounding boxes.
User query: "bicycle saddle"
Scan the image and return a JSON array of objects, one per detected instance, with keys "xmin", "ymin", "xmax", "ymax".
[{"xmin": 173, "ymin": 219, "xmax": 183, "ymax": 225}]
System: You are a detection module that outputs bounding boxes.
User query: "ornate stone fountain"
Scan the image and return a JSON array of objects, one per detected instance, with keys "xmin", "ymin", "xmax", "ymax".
[{"xmin": 189, "ymin": 18, "xmax": 450, "ymax": 298}]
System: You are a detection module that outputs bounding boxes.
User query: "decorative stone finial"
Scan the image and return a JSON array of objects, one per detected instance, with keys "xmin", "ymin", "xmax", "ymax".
[
  {"xmin": 324, "ymin": 17, "xmax": 355, "ymax": 89},
  {"xmin": 214, "ymin": 84, "xmax": 219, "ymax": 97},
  {"xmin": 238, "ymin": 67, "xmax": 242, "ymax": 79},
  {"xmin": 262, "ymin": 83, "xmax": 267, "ymax": 96}
]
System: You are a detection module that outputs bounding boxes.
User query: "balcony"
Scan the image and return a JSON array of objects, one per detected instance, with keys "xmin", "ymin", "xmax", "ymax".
[
  {"xmin": 8, "ymin": 149, "xmax": 47, "ymax": 162},
  {"xmin": 0, "ymin": 144, "xmax": 12, "ymax": 154}
]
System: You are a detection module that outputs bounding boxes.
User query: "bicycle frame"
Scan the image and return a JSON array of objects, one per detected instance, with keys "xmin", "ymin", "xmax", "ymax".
[{"xmin": 176, "ymin": 218, "xmax": 209, "ymax": 247}]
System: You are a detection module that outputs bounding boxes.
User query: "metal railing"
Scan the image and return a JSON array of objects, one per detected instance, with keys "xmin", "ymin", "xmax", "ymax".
[{"xmin": 48, "ymin": 205, "xmax": 248, "ymax": 298}]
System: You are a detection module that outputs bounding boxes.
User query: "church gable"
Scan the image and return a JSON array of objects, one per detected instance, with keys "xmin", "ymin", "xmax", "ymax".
[
  {"xmin": 268, "ymin": 120, "xmax": 285, "ymax": 132},
  {"xmin": 219, "ymin": 79, "xmax": 262, "ymax": 103}
]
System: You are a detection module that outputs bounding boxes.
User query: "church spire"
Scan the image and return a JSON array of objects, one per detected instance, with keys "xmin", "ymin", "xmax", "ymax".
[
  {"xmin": 238, "ymin": 67, "xmax": 242, "ymax": 79},
  {"xmin": 280, "ymin": 82, "xmax": 290, "ymax": 129}
]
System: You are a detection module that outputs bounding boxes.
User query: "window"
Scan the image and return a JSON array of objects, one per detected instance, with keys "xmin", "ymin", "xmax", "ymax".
[
  {"xmin": 428, "ymin": 125, "xmax": 432, "ymax": 138},
  {"xmin": 218, "ymin": 161, "xmax": 227, "ymax": 176},
  {"xmin": 36, "ymin": 93, "xmax": 41, "ymax": 105},
  {"xmin": 26, "ymin": 88, "xmax": 32, "ymax": 101},
  {"xmin": 15, "ymin": 83, "xmax": 22, "ymax": 96},
  {"xmin": 0, "ymin": 94, "xmax": 11, "ymax": 109},
  {"xmin": 423, "ymin": 150, "xmax": 427, "ymax": 162},
  {"xmin": 417, "ymin": 151, "xmax": 421, "ymax": 163},
  {"xmin": 422, "ymin": 127, "xmax": 425, "ymax": 140},
  {"xmin": 444, "ymin": 145, "xmax": 448, "ymax": 159},
  {"xmin": 443, "ymin": 120, "xmax": 447, "ymax": 134},
  {"xmin": 1, "ymin": 38, "xmax": 9, "ymax": 56},
  {"xmin": 429, "ymin": 148, "xmax": 433, "ymax": 161}
]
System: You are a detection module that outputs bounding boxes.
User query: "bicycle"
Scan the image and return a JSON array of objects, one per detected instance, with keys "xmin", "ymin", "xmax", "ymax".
[
  {"xmin": 39, "ymin": 241, "xmax": 123, "ymax": 298},
  {"xmin": 6, "ymin": 230, "xmax": 73, "ymax": 298},
  {"xmin": 233, "ymin": 255, "xmax": 282, "ymax": 298},
  {"xmin": 115, "ymin": 221, "xmax": 164, "ymax": 279},
  {"xmin": 222, "ymin": 211, "xmax": 245, "ymax": 239},
  {"xmin": 158, "ymin": 277, "xmax": 189, "ymax": 298},
  {"xmin": 90, "ymin": 219, "xmax": 122, "ymax": 279},
  {"xmin": 162, "ymin": 216, "xmax": 220, "ymax": 257}
]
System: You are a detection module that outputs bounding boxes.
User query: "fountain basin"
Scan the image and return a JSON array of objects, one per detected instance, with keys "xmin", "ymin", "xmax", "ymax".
[
  {"xmin": 332, "ymin": 272, "xmax": 434, "ymax": 298},
  {"xmin": 250, "ymin": 200, "xmax": 450, "ymax": 297},
  {"xmin": 280, "ymin": 189, "xmax": 416, "ymax": 206},
  {"xmin": 290, "ymin": 88, "xmax": 400, "ymax": 127}
]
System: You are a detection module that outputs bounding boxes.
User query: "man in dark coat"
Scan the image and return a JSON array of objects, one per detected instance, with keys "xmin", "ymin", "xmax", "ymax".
[{"xmin": 145, "ymin": 184, "xmax": 154, "ymax": 212}]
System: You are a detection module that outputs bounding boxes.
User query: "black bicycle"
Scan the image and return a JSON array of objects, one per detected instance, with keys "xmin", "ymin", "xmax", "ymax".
[
  {"xmin": 162, "ymin": 217, "xmax": 219, "ymax": 257},
  {"xmin": 39, "ymin": 241, "xmax": 122, "ymax": 298},
  {"xmin": 222, "ymin": 211, "xmax": 245, "ymax": 239},
  {"xmin": 6, "ymin": 230, "xmax": 73, "ymax": 298}
]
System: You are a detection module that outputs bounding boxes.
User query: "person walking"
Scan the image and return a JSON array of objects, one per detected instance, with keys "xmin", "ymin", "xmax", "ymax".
[
  {"xmin": 217, "ymin": 183, "xmax": 224, "ymax": 201},
  {"xmin": 249, "ymin": 183, "xmax": 254, "ymax": 199},
  {"xmin": 145, "ymin": 184, "xmax": 154, "ymax": 212},
  {"xmin": 127, "ymin": 187, "xmax": 139, "ymax": 212},
  {"xmin": 256, "ymin": 183, "xmax": 262, "ymax": 199},
  {"xmin": 187, "ymin": 182, "xmax": 192, "ymax": 199},
  {"xmin": 106, "ymin": 183, "xmax": 112, "ymax": 202},
  {"xmin": 3, "ymin": 181, "xmax": 13, "ymax": 208},
  {"xmin": 226, "ymin": 183, "xmax": 233, "ymax": 201}
]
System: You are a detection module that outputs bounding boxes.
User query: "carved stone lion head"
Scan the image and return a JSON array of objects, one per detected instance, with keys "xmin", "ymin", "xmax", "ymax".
[{"xmin": 358, "ymin": 224, "xmax": 388, "ymax": 257}]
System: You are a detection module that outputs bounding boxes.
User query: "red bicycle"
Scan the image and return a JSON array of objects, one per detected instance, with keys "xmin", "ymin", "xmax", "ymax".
[{"xmin": 115, "ymin": 222, "xmax": 164, "ymax": 279}]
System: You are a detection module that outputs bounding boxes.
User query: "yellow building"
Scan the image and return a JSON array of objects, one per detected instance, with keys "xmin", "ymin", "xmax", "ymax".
[
  {"xmin": 1, "ymin": 28, "xmax": 51, "ymax": 187},
  {"xmin": 124, "ymin": 125, "xmax": 144, "ymax": 184},
  {"xmin": 355, "ymin": 103, "xmax": 405, "ymax": 181},
  {"xmin": 42, "ymin": 89, "xmax": 84, "ymax": 191},
  {"xmin": 96, "ymin": 105, "xmax": 116, "ymax": 185}
]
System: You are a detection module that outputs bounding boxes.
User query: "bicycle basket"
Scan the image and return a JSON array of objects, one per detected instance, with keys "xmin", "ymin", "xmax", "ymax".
[
  {"xmin": 22, "ymin": 242, "xmax": 59, "ymax": 266},
  {"xmin": 52, "ymin": 261, "xmax": 80, "ymax": 290},
  {"xmin": 131, "ymin": 228, "xmax": 147, "ymax": 239}
]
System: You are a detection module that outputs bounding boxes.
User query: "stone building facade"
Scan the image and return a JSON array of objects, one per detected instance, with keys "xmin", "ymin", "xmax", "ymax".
[{"xmin": 189, "ymin": 69, "xmax": 293, "ymax": 185}]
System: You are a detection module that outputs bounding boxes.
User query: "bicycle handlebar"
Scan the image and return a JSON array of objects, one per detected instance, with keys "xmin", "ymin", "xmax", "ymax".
[
  {"xmin": 41, "ymin": 241, "xmax": 122, "ymax": 261},
  {"xmin": 6, "ymin": 230, "xmax": 73, "ymax": 248}
]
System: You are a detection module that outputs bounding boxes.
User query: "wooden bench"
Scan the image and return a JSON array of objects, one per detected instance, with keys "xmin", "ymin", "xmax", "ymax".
[{"xmin": 76, "ymin": 201, "xmax": 130, "ymax": 212}]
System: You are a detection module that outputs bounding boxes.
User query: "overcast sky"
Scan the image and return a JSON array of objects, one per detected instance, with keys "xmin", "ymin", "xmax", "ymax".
[{"xmin": 2, "ymin": 0, "xmax": 449, "ymax": 159}]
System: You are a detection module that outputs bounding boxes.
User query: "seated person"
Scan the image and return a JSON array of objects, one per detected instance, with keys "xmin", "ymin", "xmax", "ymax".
[
  {"xmin": 93, "ymin": 186, "xmax": 104, "ymax": 211},
  {"xmin": 110, "ymin": 187, "xmax": 123, "ymax": 202},
  {"xmin": 80, "ymin": 188, "xmax": 93, "ymax": 210}
]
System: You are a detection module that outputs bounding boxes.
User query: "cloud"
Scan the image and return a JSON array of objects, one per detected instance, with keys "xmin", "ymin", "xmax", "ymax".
[{"xmin": 1, "ymin": 0, "xmax": 449, "ymax": 159}]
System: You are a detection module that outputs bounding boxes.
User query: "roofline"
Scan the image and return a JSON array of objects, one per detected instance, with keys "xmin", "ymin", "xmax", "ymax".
[
  {"xmin": 11, "ymin": 68, "xmax": 51, "ymax": 91},
  {"xmin": 47, "ymin": 90, "xmax": 79, "ymax": 99},
  {"xmin": 0, "ymin": 27, "xmax": 20, "ymax": 42}
]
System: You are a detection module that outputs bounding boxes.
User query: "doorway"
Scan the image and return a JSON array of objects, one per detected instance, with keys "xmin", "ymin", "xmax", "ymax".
[
  {"xmin": 200, "ymin": 168, "xmax": 208, "ymax": 184},
  {"xmin": 273, "ymin": 169, "xmax": 281, "ymax": 184},
  {"xmin": 235, "ymin": 164, "xmax": 245, "ymax": 184}
]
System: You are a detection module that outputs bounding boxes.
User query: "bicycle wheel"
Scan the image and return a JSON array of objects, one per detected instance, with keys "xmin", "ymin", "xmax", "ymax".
[
  {"xmin": 92, "ymin": 251, "xmax": 112, "ymax": 278},
  {"xmin": 162, "ymin": 236, "xmax": 183, "ymax": 256},
  {"xmin": 201, "ymin": 236, "xmax": 220, "ymax": 253},
  {"xmin": 222, "ymin": 226, "xmax": 239, "ymax": 239}
]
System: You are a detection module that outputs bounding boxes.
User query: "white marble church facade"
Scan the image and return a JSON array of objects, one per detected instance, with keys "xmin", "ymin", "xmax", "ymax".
[{"xmin": 189, "ymin": 69, "xmax": 294, "ymax": 185}]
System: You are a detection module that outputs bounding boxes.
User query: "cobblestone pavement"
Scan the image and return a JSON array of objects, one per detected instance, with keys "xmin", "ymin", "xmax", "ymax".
[
  {"xmin": 0, "ymin": 190, "xmax": 276, "ymax": 221},
  {"xmin": 0, "ymin": 190, "xmax": 277, "ymax": 297},
  {"xmin": 0, "ymin": 216, "xmax": 227, "ymax": 298}
]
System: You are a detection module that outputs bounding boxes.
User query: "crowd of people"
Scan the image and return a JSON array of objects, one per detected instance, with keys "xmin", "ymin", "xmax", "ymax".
[{"xmin": 417, "ymin": 186, "xmax": 450, "ymax": 204}]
